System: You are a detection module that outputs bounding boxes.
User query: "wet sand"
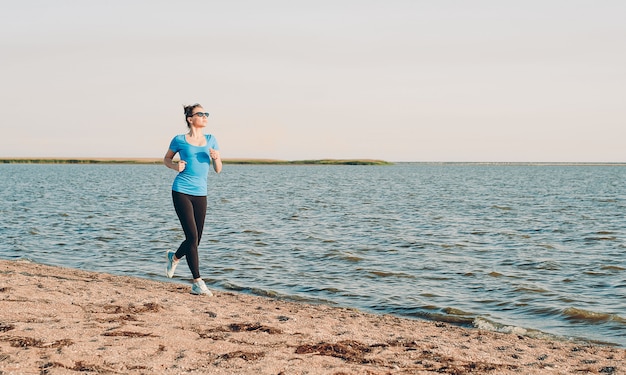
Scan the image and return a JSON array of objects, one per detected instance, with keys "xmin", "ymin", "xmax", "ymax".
[{"xmin": 1, "ymin": 259, "xmax": 623, "ymax": 374}]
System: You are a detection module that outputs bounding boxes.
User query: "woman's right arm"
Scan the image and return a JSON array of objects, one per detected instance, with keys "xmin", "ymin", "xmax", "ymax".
[{"xmin": 164, "ymin": 149, "xmax": 185, "ymax": 172}]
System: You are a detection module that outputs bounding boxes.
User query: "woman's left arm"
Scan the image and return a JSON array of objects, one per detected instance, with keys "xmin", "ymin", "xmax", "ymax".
[{"xmin": 210, "ymin": 148, "xmax": 222, "ymax": 174}]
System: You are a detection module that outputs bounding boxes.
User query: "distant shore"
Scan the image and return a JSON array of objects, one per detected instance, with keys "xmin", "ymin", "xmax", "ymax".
[
  {"xmin": 0, "ymin": 158, "xmax": 392, "ymax": 165},
  {"xmin": 2, "ymin": 158, "xmax": 625, "ymax": 166}
]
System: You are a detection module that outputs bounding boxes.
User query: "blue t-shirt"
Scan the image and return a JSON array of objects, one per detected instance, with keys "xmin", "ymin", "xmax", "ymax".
[{"xmin": 168, "ymin": 134, "xmax": 219, "ymax": 196}]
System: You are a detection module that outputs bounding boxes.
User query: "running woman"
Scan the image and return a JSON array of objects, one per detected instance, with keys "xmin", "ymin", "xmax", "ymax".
[{"xmin": 163, "ymin": 103, "xmax": 222, "ymax": 295}]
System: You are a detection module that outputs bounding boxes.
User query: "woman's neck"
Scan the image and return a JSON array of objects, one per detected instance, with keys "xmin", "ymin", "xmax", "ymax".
[{"xmin": 187, "ymin": 127, "xmax": 203, "ymax": 138}]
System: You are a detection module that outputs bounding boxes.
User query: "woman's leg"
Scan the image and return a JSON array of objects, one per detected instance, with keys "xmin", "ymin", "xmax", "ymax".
[
  {"xmin": 172, "ymin": 191, "xmax": 206, "ymax": 280},
  {"xmin": 192, "ymin": 195, "xmax": 207, "ymax": 249},
  {"xmin": 189, "ymin": 194, "xmax": 207, "ymax": 280}
]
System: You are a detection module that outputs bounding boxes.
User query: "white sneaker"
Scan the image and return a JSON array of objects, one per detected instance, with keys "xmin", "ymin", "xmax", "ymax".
[
  {"xmin": 166, "ymin": 251, "xmax": 179, "ymax": 278},
  {"xmin": 191, "ymin": 280, "xmax": 213, "ymax": 296}
]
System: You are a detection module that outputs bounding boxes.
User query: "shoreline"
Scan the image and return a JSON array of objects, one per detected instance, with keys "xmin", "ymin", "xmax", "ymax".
[{"xmin": 1, "ymin": 259, "xmax": 623, "ymax": 374}]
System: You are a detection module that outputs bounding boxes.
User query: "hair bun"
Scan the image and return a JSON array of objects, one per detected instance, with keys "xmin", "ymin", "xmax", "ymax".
[{"xmin": 183, "ymin": 103, "xmax": 200, "ymax": 116}]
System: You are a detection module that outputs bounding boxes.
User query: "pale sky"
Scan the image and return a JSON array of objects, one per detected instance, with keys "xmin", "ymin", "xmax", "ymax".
[{"xmin": 1, "ymin": 1, "xmax": 625, "ymax": 162}]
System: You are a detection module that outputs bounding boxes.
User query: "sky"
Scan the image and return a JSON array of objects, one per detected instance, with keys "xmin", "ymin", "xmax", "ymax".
[{"xmin": 1, "ymin": 1, "xmax": 625, "ymax": 162}]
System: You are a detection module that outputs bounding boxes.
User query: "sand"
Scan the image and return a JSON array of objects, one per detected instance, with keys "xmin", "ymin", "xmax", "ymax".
[{"xmin": 0, "ymin": 260, "xmax": 623, "ymax": 374}]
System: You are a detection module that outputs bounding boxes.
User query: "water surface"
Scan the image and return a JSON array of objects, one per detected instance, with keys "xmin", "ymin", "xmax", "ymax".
[{"xmin": 1, "ymin": 163, "xmax": 624, "ymax": 346}]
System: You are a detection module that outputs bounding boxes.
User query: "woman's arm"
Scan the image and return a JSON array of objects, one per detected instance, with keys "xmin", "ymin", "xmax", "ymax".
[
  {"xmin": 210, "ymin": 148, "xmax": 222, "ymax": 174},
  {"xmin": 164, "ymin": 149, "xmax": 186, "ymax": 172}
]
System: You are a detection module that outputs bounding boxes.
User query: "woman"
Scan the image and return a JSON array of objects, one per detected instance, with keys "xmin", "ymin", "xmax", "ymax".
[{"xmin": 164, "ymin": 103, "xmax": 222, "ymax": 296}]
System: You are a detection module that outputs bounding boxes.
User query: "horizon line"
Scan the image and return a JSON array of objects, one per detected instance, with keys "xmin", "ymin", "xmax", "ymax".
[{"xmin": 1, "ymin": 157, "xmax": 625, "ymax": 166}]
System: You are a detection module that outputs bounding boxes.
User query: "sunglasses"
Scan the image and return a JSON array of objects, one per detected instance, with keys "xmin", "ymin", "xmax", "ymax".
[{"xmin": 190, "ymin": 112, "xmax": 210, "ymax": 118}]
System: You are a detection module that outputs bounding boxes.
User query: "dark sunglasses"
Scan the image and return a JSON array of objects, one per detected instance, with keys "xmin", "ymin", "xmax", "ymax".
[{"xmin": 190, "ymin": 112, "xmax": 210, "ymax": 118}]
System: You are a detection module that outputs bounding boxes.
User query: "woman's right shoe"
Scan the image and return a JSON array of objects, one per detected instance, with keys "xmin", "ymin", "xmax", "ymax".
[{"xmin": 165, "ymin": 251, "xmax": 179, "ymax": 278}]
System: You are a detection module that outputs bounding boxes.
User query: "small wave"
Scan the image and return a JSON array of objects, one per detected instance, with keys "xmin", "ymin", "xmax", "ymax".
[
  {"xmin": 538, "ymin": 243, "xmax": 555, "ymax": 249},
  {"xmin": 517, "ymin": 261, "xmax": 560, "ymax": 271},
  {"xmin": 595, "ymin": 199, "xmax": 617, "ymax": 203},
  {"xmin": 473, "ymin": 317, "xmax": 528, "ymax": 336},
  {"xmin": 471, "ymin": 317, "xmax": 608, "ymax": 345},
  {"xmin": 15, "ymin": 257, "xmax": 34, "ymax": 263},
  {"xmin": 382, "ymin": 305, "xmax": 477, "ymax": 326},
  {"xmin": 562, "ymin": 307, "xmax": 626, "ymax": 324},
  {"xmin": 583, "ymin": 270, "xmax": 609, "ymax": 276},
  {"xmin": 217, "ymin": 281, "xmax": 337, "ymax": 306},
  {"xmin": 584, "ymin": 236, "xmax": 617, "ymax": 241},
  {"xmin": 492, "ymin": 205, "xmax": 512, "ymax": 211},
  {"xmin": 538, "ymin": 261, "xmax": 560, "ymax": 270},
  {"xmin": 470, "ymin": 231, "xmax": 488, "ymax": 235},
  {"xmin": 366, "ymin": 270, "xmax": 416, "ymax": 279},
  {"xmin": 601, "ymin": 265, "xmax": 625, "ymax": 271},
  {"xmin": 513, "ymin": 286, "xmax": 549, "ymax": 294},
  {"xmin": 443, "ymin": 307, "xmax": 473, "ymax": 316},
  {"xmin": 242, "ymin": 230, "xmax": 265, "ymax": 236}
]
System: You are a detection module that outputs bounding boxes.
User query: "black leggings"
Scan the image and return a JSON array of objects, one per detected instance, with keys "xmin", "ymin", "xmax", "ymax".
[{"xmin": 172, "ymin": 191, "xmax": 207, "ymax": 280}]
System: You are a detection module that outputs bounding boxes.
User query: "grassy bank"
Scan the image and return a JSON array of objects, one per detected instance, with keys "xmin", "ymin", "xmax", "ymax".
[
  {"xmin": 223, "ymin": 159, "xmax": 391, "ymax": 165},
  {"xmin": 0, "ymin": 158, "xmax": 392, "ymax": 166},
  {"xmin": 0, "ymin": 158, "xmax": 162, "ymax": 164}
]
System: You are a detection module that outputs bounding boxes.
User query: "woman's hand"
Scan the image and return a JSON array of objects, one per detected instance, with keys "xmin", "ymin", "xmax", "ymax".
[{"xmin": 177, "ymin": 160, "xmax": 186, "ymax": 172}]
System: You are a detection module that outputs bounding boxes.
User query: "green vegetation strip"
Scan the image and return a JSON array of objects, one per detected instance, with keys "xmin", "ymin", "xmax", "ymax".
[
  {"xmin": 0, "ymin": 159, "xmax": 161, "ymax": 164},
  {"xmin": 0, "ymin": 158, "xmax": 391, "ymax": 166},
  {"xmin": 225, "ymin": 159, "xmax": 391, "ymax": 165}
]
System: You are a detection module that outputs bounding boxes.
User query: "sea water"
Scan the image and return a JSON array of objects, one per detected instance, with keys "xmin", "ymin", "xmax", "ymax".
[{"xmin": 1, "ymin": 163, "xmax": 624, "ymax": 346}]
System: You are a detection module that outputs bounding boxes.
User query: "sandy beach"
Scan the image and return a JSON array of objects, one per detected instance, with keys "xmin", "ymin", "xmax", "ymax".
[{"xmin": 0, "ymin": 260, "xmax": 623, "ymax": 374}]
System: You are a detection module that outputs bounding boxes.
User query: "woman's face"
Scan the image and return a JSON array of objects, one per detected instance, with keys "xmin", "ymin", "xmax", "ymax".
[{"xmin": 188, "ymin": 107, "xmax": 209, "ymax": 128}]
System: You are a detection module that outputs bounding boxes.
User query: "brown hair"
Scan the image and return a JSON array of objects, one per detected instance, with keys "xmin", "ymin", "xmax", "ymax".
[{"xmin": 183, "ymin": 103, "xmax": 202, "ymax": 127}]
